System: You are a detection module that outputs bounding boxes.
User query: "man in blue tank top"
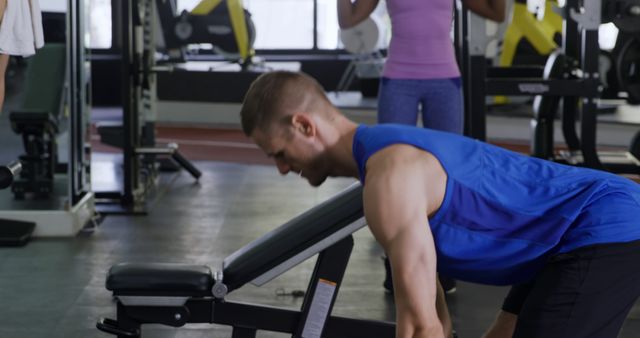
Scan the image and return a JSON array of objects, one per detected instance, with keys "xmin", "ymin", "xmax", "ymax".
[{"xmin": 239, "ymin": 71, "xmax": 640, "ymax": 338}]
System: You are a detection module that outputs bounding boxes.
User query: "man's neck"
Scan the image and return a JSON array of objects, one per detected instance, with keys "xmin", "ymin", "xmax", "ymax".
[{"xmin": 327, "ymin": 119, "xmax": 360, "ymax": 179}]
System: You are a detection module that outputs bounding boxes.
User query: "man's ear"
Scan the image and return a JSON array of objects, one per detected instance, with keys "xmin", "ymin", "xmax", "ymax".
[{"xmin": 291, "ymin": 113, "xmax": 316, "ymax": 137}]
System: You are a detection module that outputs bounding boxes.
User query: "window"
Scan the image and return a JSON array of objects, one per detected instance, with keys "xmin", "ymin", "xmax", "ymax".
[
  {"xmin": 178, "ymin": 0, "xmax": 314, "ymax": 49},
  {"xmin": 177, "ymin": 0, "xmax": 389, "ymax": 51},
  {"xmin": 41, "ymin": 0, "xmax": 112, "ymax": 49},
  {"xmin": 177, "ymin": 0, "xmax": 201, "ymax": 12},
  {"xmin": 88, "ymin": 0, "xmax": 112, "ymax": 49},
  {"xmin": 316, "ymin": 0, "xmax": 339, "ymax": 49},
  {"xmin": 39, "ymin": 0, "xmax": 66, "ymax": 12},
  {"xmin": 244, "ymin": 0, "xmax": 314, "ymax": 49}
]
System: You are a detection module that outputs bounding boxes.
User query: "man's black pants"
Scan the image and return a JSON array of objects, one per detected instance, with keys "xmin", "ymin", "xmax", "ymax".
[{"xmin": 503, "ymin": 240, "xmax": 640, "ymax": 338}]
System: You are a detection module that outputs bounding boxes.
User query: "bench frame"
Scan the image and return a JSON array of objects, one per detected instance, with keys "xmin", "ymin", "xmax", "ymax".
[{"xmin": 97, "ymin": 235, "xmax": 395, "ymax": 338}]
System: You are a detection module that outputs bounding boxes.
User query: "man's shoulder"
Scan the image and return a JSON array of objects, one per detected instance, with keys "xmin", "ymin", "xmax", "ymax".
[{"xmin": 366, "ymin": 144, "xmax": 440, "ymax": 176}]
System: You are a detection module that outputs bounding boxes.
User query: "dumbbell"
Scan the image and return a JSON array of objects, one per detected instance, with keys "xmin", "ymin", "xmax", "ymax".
[{"xmin": 0, "ymin": 161, "xmax": 22, "ymax": 189}]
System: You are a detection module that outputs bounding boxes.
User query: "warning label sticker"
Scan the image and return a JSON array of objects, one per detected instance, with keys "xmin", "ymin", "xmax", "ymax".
[{"xmin": 301, "ymin": 278, "xmax": 337, "ymax": 338}]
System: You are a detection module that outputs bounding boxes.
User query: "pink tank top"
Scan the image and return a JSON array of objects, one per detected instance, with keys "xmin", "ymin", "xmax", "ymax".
[{"xmin": 383, "ymin": 0, "xmax": 460, "ymax": 79}]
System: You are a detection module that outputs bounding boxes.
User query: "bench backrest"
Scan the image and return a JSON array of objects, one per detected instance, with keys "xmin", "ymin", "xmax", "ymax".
[
  {"xmin": 222, "ymin": 183, "xmax": 364, "ymax": 291},
  {"xmin": 21, "ymin": 43, "xmax": 66, "ymax": 116}
]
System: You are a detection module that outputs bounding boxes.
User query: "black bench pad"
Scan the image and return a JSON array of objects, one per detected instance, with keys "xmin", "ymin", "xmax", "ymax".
[
  {"xmin": 9, "ymin": 111, "xmax": 58, "ymax": 134},
  {"xmin": 222, "ymin": 184, "xmax": 363, "ymax": 291},
  {"xmin": 107, "ymin": 263, "xmax": 214, "ymax": 297}
]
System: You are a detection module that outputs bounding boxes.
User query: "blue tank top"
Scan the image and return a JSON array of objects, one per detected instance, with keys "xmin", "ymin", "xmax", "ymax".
[{"xmin": 353, "ymin": 124, "xmax": 640, "ymax": 285}]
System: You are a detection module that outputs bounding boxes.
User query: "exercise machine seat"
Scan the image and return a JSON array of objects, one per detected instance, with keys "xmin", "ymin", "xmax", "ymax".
[
  {"xmin": 10, "ymin": 43, "xmax": 66, "ymax": 130},
  {"xmin": 10, "ymin": 111, "xmax": 58, "ymax": 135},
  {"xmin": 8, "ymin": 43, "xmax": 66, "ymax": 198},
  {"xmin": 107, "ymin": 263, "xmax": 214, "ymax": 297}
]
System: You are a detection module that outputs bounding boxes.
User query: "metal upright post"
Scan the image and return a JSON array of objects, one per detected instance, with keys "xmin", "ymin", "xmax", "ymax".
[
  {"xmin": 91, "ymin": 0, "xmax": 198, "ymax": 212},
  {"xmin": 142, "ymin": 0, "xmax": 157, "ymax": 149},
  {"xmin": 122, "ymin": 0, "xmax": 140, "ymax": 207},
  {"xmin": 569, "ymin": 0, "xmax": 603, "ymax": 169},
  {"xmin": 465, "ymin": 11, "xmax": 488, "ymax": 140},
  {"xmin": 67, "ymin": 0, "xmax": 92, "ymax": 205},
  {"xmin": 467, "ymin": 56, "xmax": 487, "ymax": 140},
  {"xmin": 580, "ymin": 29, "xmax": 603, "ymax": 169},
  {"xmin": 561, "ymin": 0, "xmax": 582, "ymax": 152}
]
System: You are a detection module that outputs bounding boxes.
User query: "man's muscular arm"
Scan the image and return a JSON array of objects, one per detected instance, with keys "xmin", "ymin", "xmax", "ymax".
[{"xmin": 363, "ymin": 145, "xmax": 447, "ymax": 338}]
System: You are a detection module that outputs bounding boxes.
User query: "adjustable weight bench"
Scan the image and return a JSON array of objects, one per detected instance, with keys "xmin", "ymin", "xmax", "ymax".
[
  {"xmin": 97, "ymin": 184, "xmax": 395, "ymax": 338},
  {"xmin": 9, "ymin": 43, "xmax": 66, "ymax": 199}
]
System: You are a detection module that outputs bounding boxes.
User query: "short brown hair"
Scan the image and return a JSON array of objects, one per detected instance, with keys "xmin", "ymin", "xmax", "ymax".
[{"xmin": 240, "ymin": 71, "xmax": 330, "ymax": 136}]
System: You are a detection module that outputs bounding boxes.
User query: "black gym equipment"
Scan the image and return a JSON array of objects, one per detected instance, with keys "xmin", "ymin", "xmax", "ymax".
[
  {"xmin": 155, "ymin": 0, "xmax": 256, "ymax": 65},
  {"xmin": 459, "ymin": 0, "xmax": 599, "ymax": 143},
  {"xmin": 95, "ymin": 0, "xmax": 201, "ymax": 214},
  {"xmin": 531, "ymin": 48, "xmax": 640, "ymax": 174},
  {"xmin": 600, "ymin": 0, "xmax": 640, "ymax": 103},
  {"xmin": 530, "ymin": 51, "xmax": 570, "ymax": 159},
  {"xmin": 9, "ymin": 44, "xmax": 66, "ymax": 199},
  {"xmin": 525, "ymin": 0, "xmax": 640, "ymax": 173},
  {"xmin": 97, "ymin": 184, "xmax": 398, "ymax": 338},
  {"xmin": 602, "ymin": 0, "xmax": 640, "ymax": 34},
  {"xmin": 615, "ymin": 33, "xmax": 640, "ymax": 103},
  {"xmin": 598, "ymin": 0, "xmax": 640, "ymax": 103},
  {"xmin": 459, "ymin": 0, "xmax": 640, "ymax": 174},
  {"xmin": 0, "ymin": 0, "xmax": 95, "ymax": 238},
  {"xmin": 602, "ymin": 0, "xmax": 640, "ymax": 104}
]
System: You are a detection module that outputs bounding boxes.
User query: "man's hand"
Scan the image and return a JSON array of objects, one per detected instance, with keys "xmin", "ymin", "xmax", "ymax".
[{"xmin": 436, "ymin": 279, "xmax": 454, "ymax": 338}]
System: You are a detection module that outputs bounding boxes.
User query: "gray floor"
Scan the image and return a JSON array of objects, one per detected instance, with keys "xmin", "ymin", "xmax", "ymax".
[{"xmin": 0, "ymin": 161, "xmax": 639, "ymax": 337}]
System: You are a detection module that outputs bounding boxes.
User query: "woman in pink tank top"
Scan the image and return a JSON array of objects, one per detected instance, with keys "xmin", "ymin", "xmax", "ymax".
[{"xmin": 338, "ymin": 0, "xmax": 504, "ymax": 134}]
